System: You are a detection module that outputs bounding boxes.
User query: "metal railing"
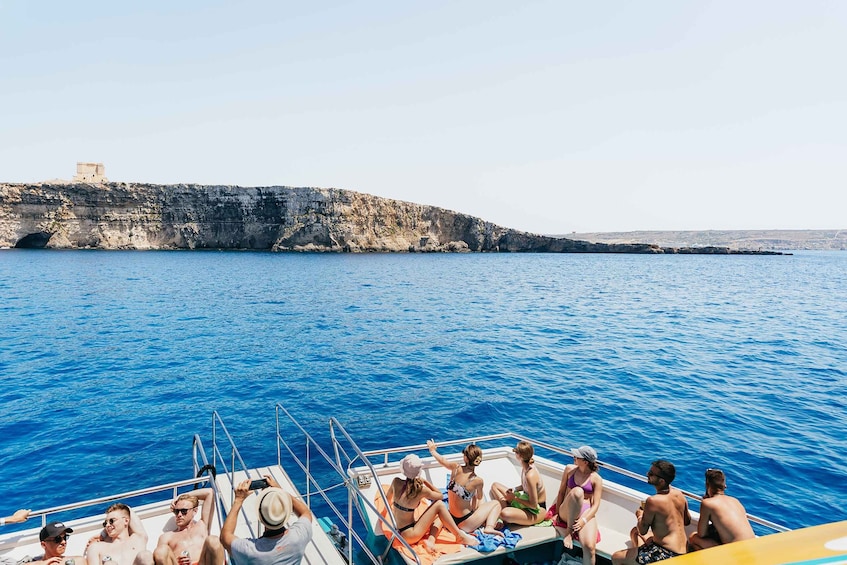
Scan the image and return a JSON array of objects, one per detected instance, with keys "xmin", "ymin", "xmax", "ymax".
[
  {"xmin": 208, "ymin": 410, "xmax": 266, "ymax": 539},
  {"xmin": 274, "ymin": 404, "xmax": 422, "ymax": 565}
]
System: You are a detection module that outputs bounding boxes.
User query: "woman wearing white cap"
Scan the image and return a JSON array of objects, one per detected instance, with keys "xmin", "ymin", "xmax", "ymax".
[
  {"xmin": 221, "ymin": 475, "xmax": 313, "ymax": 565},
  {"xmin": 388, "ymin": 454, "xmax": 479, "ymax": 548},
  {"xmin": 552, "ymin": 445, "xmax": 603, "ymax": 565}
]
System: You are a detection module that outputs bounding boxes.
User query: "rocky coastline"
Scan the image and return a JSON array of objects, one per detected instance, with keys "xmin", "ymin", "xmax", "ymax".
[{"xmin": 0, "ymin": 182, "xmax": 782, "ymax": 254}]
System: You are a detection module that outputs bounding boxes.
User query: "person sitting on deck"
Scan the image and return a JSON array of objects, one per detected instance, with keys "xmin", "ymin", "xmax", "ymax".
[
  {"xmin": 611, "ymin": 460, "xmax": 691, "ymax": 564},
  {"xmin": 29, "ymin": 522, "xmax": 86, "ymax": 565},
  {"xmin": 490, "ymin": 441, "xmax": 547, "ymax": 527},
  {"xmin": 221, "ymin": 475, "xmax": 313, "ymax": 565},
  {"xmin": 0, "ymin": 509, "xmax": 30, "ymax": 527},
  {"xmin": 153, "ymin": 488, "xmax": 224, "ymax": 565},
  {"xmin": 387, "ymin": 454, "xmax": 479, "ymax": 549},
  {"xmin": 87, "ymin": 503, "xmax": 153, "ymax": 565},
  {"xmin": 552, "ymin": 446, "xmax": 603, "ymax": 565},
  {"xmin": 688, "ymin": 468, "xmax": 754, "ymax": 550},
  {"xmin": 426, "ymin": 440, "xmax": 503, "ymax": 537}
]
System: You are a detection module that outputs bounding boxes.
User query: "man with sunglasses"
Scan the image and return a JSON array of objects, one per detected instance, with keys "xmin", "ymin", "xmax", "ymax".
[
  {"xmin": 87, "ymin": 504, "xmax": 153, "ymax": 565},
  {"xmin": 612, "ymin": 460, "xmax": 691, "ymax": 564},
  {"xmin": 30, "ymin": 522, "xmax": 86, "ymax": 565},
  {"xmin": 153, "ymin": 488, "xmax": 223, "ymax": 565}
]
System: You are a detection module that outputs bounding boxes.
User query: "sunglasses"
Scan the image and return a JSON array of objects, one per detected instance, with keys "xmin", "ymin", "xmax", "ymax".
[
  {"xmin": 173, "ymin": 507, "xmax": 197, "ymax": 516},
  {"xmin": 49, "ymin": 534, "xmax": 70, "ymax": 543},
  {"xmin": 102, "ymin": 517, "xmax": 121, "ymax": 527}
]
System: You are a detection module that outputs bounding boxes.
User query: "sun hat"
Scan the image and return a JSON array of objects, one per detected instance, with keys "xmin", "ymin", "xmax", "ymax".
[
  {"xmin": 39, "ymin": 522, "xmax": 73, "ymax": 542},
  {"xmin": 257, "ymin": 488, "xmax": 292, "ymax": 529},
  {"xmin": 401, "ymin": 454, "xmax": 422, "ymax": 479},
  {"xmin": 571, "ymin": 445, "xmax": 598, "ymax": 465}
]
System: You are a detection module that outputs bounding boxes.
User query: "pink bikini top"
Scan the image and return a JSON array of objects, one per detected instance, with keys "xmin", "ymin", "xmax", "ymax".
[{"xmin": 567, "ymin": 471, "xmax": 594, "ymax": 495}]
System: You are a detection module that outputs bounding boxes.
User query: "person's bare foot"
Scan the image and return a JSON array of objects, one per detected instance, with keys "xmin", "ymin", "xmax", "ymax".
[
  {"xmin": 424, "ymin": 536, "xmax": 436, "ymax": 552},
  {"xmin": 562, "ymin": 533, "xmax": 574, "ymax": 549},
  {"xmin": 460, "ymin": 531, "xmax": 479, "ymax": 546},
  {"xmin": 482, "ymin": 526, "xmax": 505, "ymax": 538}
]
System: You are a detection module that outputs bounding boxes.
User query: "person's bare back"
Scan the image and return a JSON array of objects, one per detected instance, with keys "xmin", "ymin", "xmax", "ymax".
[
  {"xmin": 643, "ymin": 489, "xmax": 689, "ymax": 554},
  {"xmin": 701, "ymin": 494, "xmax": 754, "ymax": 544},
  {"xmin": 689, "ymin": 468, "xmax": 755, "ymax": 551}
]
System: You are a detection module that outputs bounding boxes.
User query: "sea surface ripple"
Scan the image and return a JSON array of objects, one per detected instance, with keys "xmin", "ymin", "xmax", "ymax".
[{"xmin": 1, "ymin": 250, "xmax": 845, "ymax": 530}]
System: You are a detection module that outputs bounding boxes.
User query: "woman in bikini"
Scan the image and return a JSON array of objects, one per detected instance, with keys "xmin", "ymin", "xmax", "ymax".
[
  {"xmin": 426, "ymin": 440, "xmax": 503, "ymax": 537},
  {"xmin": 553, "ymin": 445, "xmax": 603, "ymax": 565},
  {"xmin": 389, "ymin": 454, "xmax": 479, "ymax": 549},
  {"xmin": 490, "ymin": 441, "xmax": 547, "ymax": 526}
]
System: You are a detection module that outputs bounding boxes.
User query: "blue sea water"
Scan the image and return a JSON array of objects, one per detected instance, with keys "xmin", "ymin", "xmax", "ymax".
[{"xmin": 1, "ymin": 250, "xmax": 845, "ymax": 531}]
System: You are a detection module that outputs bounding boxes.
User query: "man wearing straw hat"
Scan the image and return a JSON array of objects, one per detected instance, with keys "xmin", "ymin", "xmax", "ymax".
[{"xmin": 221, "ymin": 476, "xmax": 313, "ymax": 565}]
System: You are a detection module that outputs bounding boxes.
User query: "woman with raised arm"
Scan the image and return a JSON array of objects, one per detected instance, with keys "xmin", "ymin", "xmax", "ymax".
[
  {"xmin": 490, "ymin": 441, "xmax": 547, "ymax": 526},
  {"xmin": 388, "ymin": 454, "xmax": 479, "ymax": 549},
  {"xmin": 426, "ymin": 440, "xmax": 503, "ymax": 537},
  {"xmin": 553, "ymin": 446, "xmax": 603, "ymax": 565}
]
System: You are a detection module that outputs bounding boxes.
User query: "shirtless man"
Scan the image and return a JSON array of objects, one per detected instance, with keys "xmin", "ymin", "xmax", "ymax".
[
  {"xmin": 612, "ymin": 460, "xmax": 691, "ymax": 564},
  {"xmin": 688, "ymin": 468, "xmax": 754, "ymax": 550},
  {"xmin": 87, "ymin": 503, "xmax": 153, "ymax": 565},
  {"xmin": 153, "ymin": 489, "xmax": 224, "ymax": 565},
  {"xmin": 30, "ymin": 522, "xmax": 85, "ymax": 565}
]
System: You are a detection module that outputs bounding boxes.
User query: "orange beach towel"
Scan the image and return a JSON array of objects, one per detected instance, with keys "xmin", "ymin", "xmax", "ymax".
[{"xmin": 374, "ymin": 486, "xmax": 466, "ymax": 565}]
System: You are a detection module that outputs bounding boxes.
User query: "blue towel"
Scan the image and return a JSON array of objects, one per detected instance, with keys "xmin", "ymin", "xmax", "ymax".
[{"xmin": 471, "ymin": 528, "xmax": 522, "ymax": 552}]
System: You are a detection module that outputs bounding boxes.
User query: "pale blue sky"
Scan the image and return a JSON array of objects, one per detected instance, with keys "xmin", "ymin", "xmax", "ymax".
[{"xmin": 2, "ymin": 1, "xmax": 845, "ymax": 233}]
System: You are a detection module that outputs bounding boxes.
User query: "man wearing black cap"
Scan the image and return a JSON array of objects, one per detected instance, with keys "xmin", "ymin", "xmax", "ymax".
[{"xmin": 30, "ymin": 522, "xmax": 85, "ymax": 565}]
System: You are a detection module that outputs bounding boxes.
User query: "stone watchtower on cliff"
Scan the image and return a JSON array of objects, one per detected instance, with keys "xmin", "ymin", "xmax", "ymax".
[{"xmin": 73, "ymin": 162, "xmax": 108, "ymax": 183}]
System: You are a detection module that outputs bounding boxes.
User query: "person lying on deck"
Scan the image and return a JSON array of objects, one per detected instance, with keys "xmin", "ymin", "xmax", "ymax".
[
  {"xmin": 153, "ymin": 488, "xmax": 224, "ymax": 565},
  {"xmin": 490, "ymin": 441, "xmax": 547, "ymax": 527},
  {"xmin": 688, "ymin": 468, "xmax": 754, "ymax": 550},
  {"xmin": 388, "ymin": 454, "xmax": 479, "ymax": 549},
  {"xmin": 87, "ymin": 503, "xmax": 153, "ymax": 565},
  {"xmin": 29, "ymin": 522, "xmax": 86, "ymax": 565},
  {"xmin": 553, "ymin": 445, "xmax": 603, "ymax": 565},
  {"xmin": 426, "ymin": 440, "xmax": 503, "ymax": 537}
]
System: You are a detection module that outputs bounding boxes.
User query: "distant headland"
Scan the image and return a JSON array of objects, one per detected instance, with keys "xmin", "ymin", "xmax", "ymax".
[
  {"xmin": 567, "ymin": 230, "xmax": 845, "ymax": 251},
  {"xmin": 1, "ymin": 164, "xmax": 784, "ymax": 254}
]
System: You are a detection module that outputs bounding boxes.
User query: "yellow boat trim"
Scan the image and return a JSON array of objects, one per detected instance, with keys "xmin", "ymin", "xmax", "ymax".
[{"xmin": 666, "ymin": 521, "xmax": 847, "ymax": 564}]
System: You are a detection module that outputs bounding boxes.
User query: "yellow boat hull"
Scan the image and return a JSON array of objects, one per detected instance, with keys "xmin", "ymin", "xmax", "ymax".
[{"xmin": 667, "ymin": 521, "xmax": 847, "ymax": 564}]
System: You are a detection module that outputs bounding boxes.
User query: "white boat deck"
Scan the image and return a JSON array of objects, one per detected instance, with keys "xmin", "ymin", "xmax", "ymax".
[
  {"xmin": 353, "ymin": 446, "xmax": 701, "ymax": 564},
  {"xmin": 214, "ymin": 465, "xmax": 346, "ymax": 565}
]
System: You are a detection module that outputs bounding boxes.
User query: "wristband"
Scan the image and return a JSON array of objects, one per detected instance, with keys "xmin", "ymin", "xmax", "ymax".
[{"xmin": 0, "ymin": 517, "xmax": 5, "ymax": 526}]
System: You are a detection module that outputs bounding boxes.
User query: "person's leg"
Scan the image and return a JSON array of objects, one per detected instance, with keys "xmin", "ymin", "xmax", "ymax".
[
  {"xmin": 498, "ymin": 505, "xmax": 538, "ymax": 527},
  {"xmin": 579, "ymin": 518, "xmax": 598, "ymax": 565},
  {"xmin": 560, "ymin": 487, "xmax": 585, "ymax": 549},
  {"xmin": 403, "ymin": 501, "xmax": 478, "ymax": 546},
  {"xmin": 688, "ymin": 531, "xmax": 718, "ymax": 551},
  {"xmin": 611, "ymin": 547, "xmax": 637, "ymax": 565},
  {"xmin": 457, "ymin": 502, "xmax": 503, "ymax": 537},
  {"xmin": 198, "ymin": 536, "xmax": 225, "ymax": 565},
  {"xmin": 489, "ymin": 483, "xmax": 510, "ymax": 507},
  {"xmin": 134, "ymin": 550, "xmax": 154, "ymax": 565},
  {"xmin": 152, "ymin": 545, "xmax": 174, "ymax": 565}
]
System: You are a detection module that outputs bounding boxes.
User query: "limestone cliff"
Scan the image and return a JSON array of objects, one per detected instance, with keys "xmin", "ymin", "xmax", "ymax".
[{"xmin": 0, "ymin": 182, "xmax": 779, "ymax": 254}]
